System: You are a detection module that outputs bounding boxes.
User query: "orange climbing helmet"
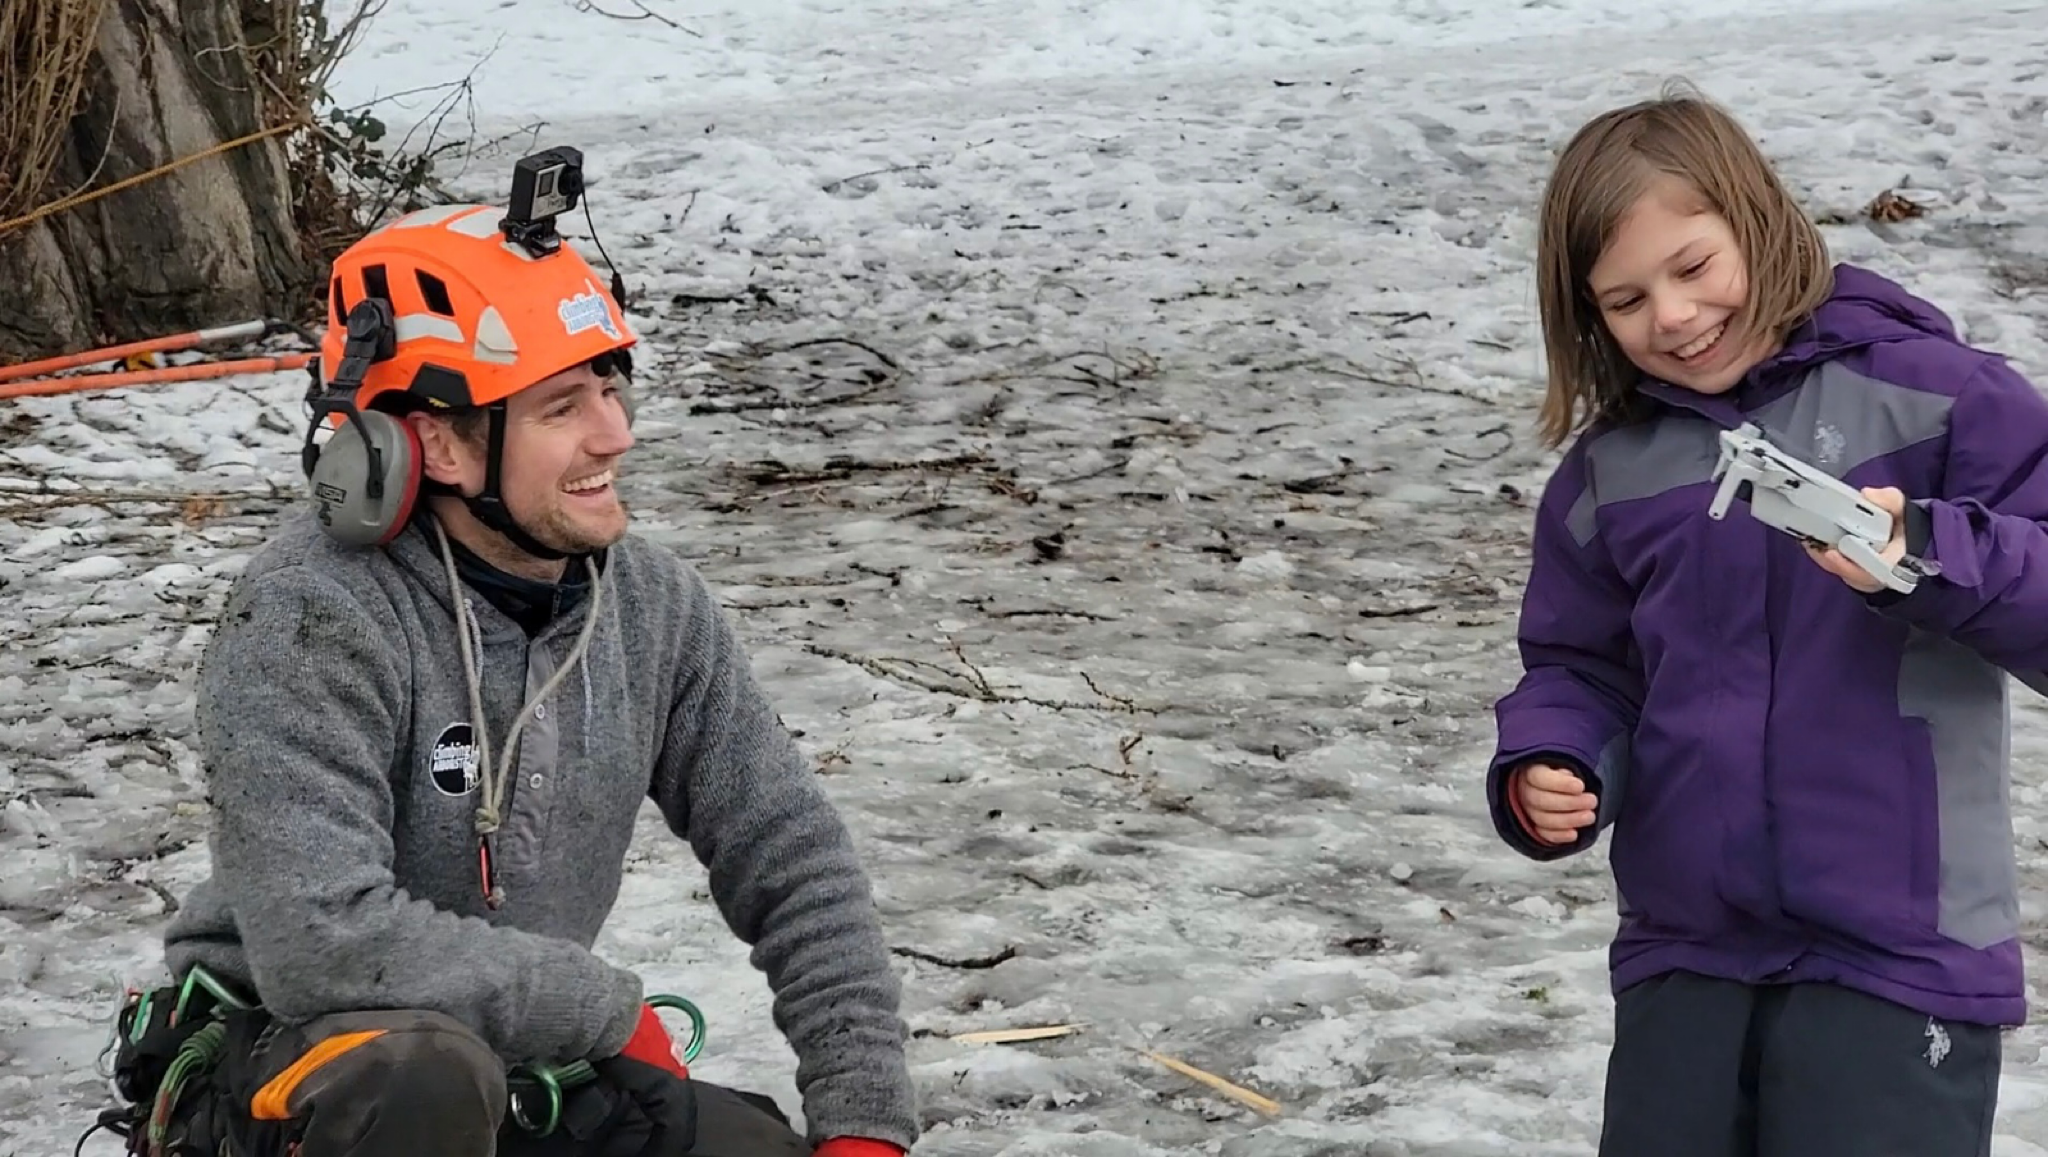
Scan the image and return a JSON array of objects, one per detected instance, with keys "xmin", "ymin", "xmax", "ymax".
[{"xmin": 318, "ymin": 201, "xmax": 638, "ymax": 414}]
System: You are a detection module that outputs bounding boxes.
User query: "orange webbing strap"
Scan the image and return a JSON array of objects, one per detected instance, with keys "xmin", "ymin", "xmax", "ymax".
[{"xmin": 249, "ymin": 1029, "xmax": 389, "ymax": 1121}]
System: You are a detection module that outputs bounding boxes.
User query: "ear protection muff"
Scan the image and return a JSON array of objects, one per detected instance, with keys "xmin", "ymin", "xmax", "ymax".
[
  {"xmin": 307, "ymin": 410, "xmax": 422, "ymax": 546},
  {"xmin": 301, "ymin": 299, "xmax": 424, "ymax": 547}
]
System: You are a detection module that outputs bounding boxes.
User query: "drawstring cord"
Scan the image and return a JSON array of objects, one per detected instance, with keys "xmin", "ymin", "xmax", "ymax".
[{"xmin": 432, "ymin": 516, "xmax": 609, "ymax": 908}]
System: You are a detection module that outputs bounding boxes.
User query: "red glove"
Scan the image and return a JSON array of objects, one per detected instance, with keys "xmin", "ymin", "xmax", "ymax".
[
  {"xmin": 813, "ymin": 1138, "xmax": 906, "ymax": 1157},
  {"xmin": 618, "ymin": 1003, "xmax": 689, "ymax": 1079}
]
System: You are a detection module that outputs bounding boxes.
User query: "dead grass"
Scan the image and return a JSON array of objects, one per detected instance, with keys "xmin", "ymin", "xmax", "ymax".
[
  {"xmin": 1863, "ymin": 188, "xmax": 1932, "ymax": 222},
  {"xmin": 0, "ymin": 0, "xmax": 113, "ymax": 222}
]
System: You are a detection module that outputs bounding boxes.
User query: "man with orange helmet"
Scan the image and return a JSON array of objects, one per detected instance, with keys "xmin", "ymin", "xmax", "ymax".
[{"xmin": 97, "ymin": 152, "xmax": 917, "ymax": 1157}]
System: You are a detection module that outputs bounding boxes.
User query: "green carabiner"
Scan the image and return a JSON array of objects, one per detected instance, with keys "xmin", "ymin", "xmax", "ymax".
[
  {"xmin": 507, "ymin": 1063, "xmax": 565, "ymax": 1135},
  {"xmin": 645, "ymin": 994, "xmax": 707, "ymax": 1064},
  {"xmin": 126, "ymin": 990, "xmax": 155, "ymax": 1045},
  {"xmin": 507, "ymin": 995, "xmax": 708, "ymax": 1137},
  {"xmin": 173, "ymin": 963, "xmax": 250, "ymax": 1024}
]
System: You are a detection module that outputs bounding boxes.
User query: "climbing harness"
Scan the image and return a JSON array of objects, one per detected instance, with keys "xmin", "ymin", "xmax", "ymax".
[
  {"xmin": 81, "ymin": 963, "xmax": 252, "ymax": 1156},
  {"xmin": 139, "ymin": 968, "xmax": 248, "ymax": 1151},
  {"xmin": 82, "ymin": 969, "xmax": 710, "ymax": 1154},
  {"xmin": 505, "ymin": 994, "xmax": 708, "ymax": 1136}
]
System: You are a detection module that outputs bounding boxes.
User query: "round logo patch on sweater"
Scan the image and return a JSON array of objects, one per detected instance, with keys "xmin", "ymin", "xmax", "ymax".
[{"xmin": 430, "ymin": 723, "xmax": 480, "ymax": 797}]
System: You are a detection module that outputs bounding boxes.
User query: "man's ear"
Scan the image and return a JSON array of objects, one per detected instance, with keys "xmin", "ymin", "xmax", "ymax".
[{"xmin": 410, "ymin": 413, "xmax": 477, "ymax": 492}]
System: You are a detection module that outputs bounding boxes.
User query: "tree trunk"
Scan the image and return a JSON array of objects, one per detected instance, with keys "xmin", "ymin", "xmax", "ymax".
[{"xmin": 0, "ymin": 0, "xmax": 316, "ymax": 364}]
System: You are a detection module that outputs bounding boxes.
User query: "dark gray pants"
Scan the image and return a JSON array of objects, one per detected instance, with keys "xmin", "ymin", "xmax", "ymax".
[
  {"xmin": 1600, "ymin": 971, "xmax": 2002, "ymax": 1156},
  {"xmin": 167, "ymin": 1007, "xmax": 808, "ymax": 1156}
]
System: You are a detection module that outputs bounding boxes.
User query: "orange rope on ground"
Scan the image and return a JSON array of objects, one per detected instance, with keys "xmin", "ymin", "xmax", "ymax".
[
  {"xmin": 0, "ymin": 320, "xmax": 274, "ymax": 383},
  {"xmin": 0, "ymin": 353, "xmax": 314, "ymax": 401}
]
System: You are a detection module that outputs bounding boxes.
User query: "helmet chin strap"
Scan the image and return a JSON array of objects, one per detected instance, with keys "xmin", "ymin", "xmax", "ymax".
[{"xmin": 437, "ymin": 402, "xmax": 573, "ymax": 563}]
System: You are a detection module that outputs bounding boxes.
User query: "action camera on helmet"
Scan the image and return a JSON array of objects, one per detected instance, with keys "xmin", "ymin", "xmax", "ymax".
[{"xmin": 500, "ymin": 146, "xmax": 585, "ymax": 256}]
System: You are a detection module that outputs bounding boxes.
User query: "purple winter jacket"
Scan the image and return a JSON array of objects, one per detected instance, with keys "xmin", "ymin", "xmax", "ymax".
[{"xmin": 1488, "ymin": 263, "xmax": 2048, "ymax": 1027}]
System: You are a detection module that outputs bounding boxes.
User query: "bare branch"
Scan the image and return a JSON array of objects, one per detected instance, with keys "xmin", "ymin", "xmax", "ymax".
[
  {"xmin": 573, "ymin": 0, "xmax": 704, "ymax": 36},
  {"xmin": 822, "ymin": 163, "xmax": 931, "ymax": 193},
  {"xmin": 803, "ymin": 644, "xmax": 1159, "ymax": 713}
]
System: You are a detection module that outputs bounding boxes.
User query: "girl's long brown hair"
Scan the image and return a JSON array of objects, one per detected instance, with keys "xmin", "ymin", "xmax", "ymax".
[{"xmin": 1535, "ymin": 82, "xmax": 1833, "ymax": 447}]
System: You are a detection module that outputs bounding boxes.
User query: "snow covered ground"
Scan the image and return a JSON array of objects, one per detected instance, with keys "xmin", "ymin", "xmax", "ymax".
[{"xmin": 5, "ymin": 0, "xmax": 2048, "ymax": 1153}]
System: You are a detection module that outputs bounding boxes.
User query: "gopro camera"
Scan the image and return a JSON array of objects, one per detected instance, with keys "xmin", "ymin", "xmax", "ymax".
[{"xmin": 500, "ymin": 146, "xmax": 585, "ymax": 256}]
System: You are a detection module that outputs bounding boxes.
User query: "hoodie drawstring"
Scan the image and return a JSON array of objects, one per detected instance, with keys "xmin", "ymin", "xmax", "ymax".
[{"xmin": 432, "ymin": 516, "xmax": 608, "ymax": 909}]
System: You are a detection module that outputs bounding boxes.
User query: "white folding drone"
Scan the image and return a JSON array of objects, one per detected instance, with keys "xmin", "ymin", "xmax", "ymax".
[{"xmin": 1707, "ymin": 423, "xmax": 1930, "ymax": 595}]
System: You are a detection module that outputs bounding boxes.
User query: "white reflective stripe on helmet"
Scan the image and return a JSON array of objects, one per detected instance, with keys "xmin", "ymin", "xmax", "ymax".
[
  {"xmin": 394, "ymin": 313, "xmax": 465, "ymax": 345},
  {"xmin": 472, "ymin": 307, "xmax": 519, "ymax": 365}
]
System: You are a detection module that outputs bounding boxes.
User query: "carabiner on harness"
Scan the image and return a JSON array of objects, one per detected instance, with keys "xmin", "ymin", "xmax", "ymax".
[
  {"xmin": 506, "ymin": 994, "xmax": 708, "ymax": 1137},
  {"xmin": 82, "ymin": 964, "xmax": 255, "ymax": 1157}
]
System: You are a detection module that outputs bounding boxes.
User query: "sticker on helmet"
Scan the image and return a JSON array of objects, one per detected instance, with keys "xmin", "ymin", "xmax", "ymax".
[{"xmin": 558, "ymin": 278, "xmax": 622, "ymax": 341}]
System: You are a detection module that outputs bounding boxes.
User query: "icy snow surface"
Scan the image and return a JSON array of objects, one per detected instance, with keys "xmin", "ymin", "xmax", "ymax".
[{"xmin": 6, "ymin": 0, "xmax": 2048, "ymax": 1153}]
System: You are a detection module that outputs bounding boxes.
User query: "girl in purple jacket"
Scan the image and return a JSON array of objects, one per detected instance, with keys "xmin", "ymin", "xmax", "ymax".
[{"xmin": 1489, "ymin": 84, "xmax": 2044, "ymax": 1154}]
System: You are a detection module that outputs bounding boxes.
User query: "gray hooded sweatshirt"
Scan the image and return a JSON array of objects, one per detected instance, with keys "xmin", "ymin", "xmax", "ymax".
[{"xmin": 162, "ymin": 510, "xmax": 916, "ymax": 1148}]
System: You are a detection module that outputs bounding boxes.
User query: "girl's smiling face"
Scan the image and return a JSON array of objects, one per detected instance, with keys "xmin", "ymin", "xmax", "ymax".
[{"xmin": 1587, "ymin": 174, "xmax": 1771, "ymax": 395}]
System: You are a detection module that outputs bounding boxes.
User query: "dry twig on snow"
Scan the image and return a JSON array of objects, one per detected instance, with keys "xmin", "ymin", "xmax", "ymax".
[
  {"xmin": 573, "ymin": 0, "xmax": 702, "ymax": 36},
  {"xmin": 803, "ymin": 642, "xmax": 1156, "ymax": 713},
  {"xmin": 687, "ymin": 337, "xmax": 905, "ymax": 414}
]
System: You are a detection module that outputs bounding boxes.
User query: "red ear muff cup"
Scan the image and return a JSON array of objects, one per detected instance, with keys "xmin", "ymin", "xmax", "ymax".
[{"xmin": 374, "ymin": 422, "xmax": 425, "ymax": 544}]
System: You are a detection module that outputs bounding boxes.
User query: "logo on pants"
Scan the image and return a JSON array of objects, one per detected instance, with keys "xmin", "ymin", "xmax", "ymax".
[{"xmin": 1925, "ymin": 1018, "xmax": 1951, "ymax": 1068}]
